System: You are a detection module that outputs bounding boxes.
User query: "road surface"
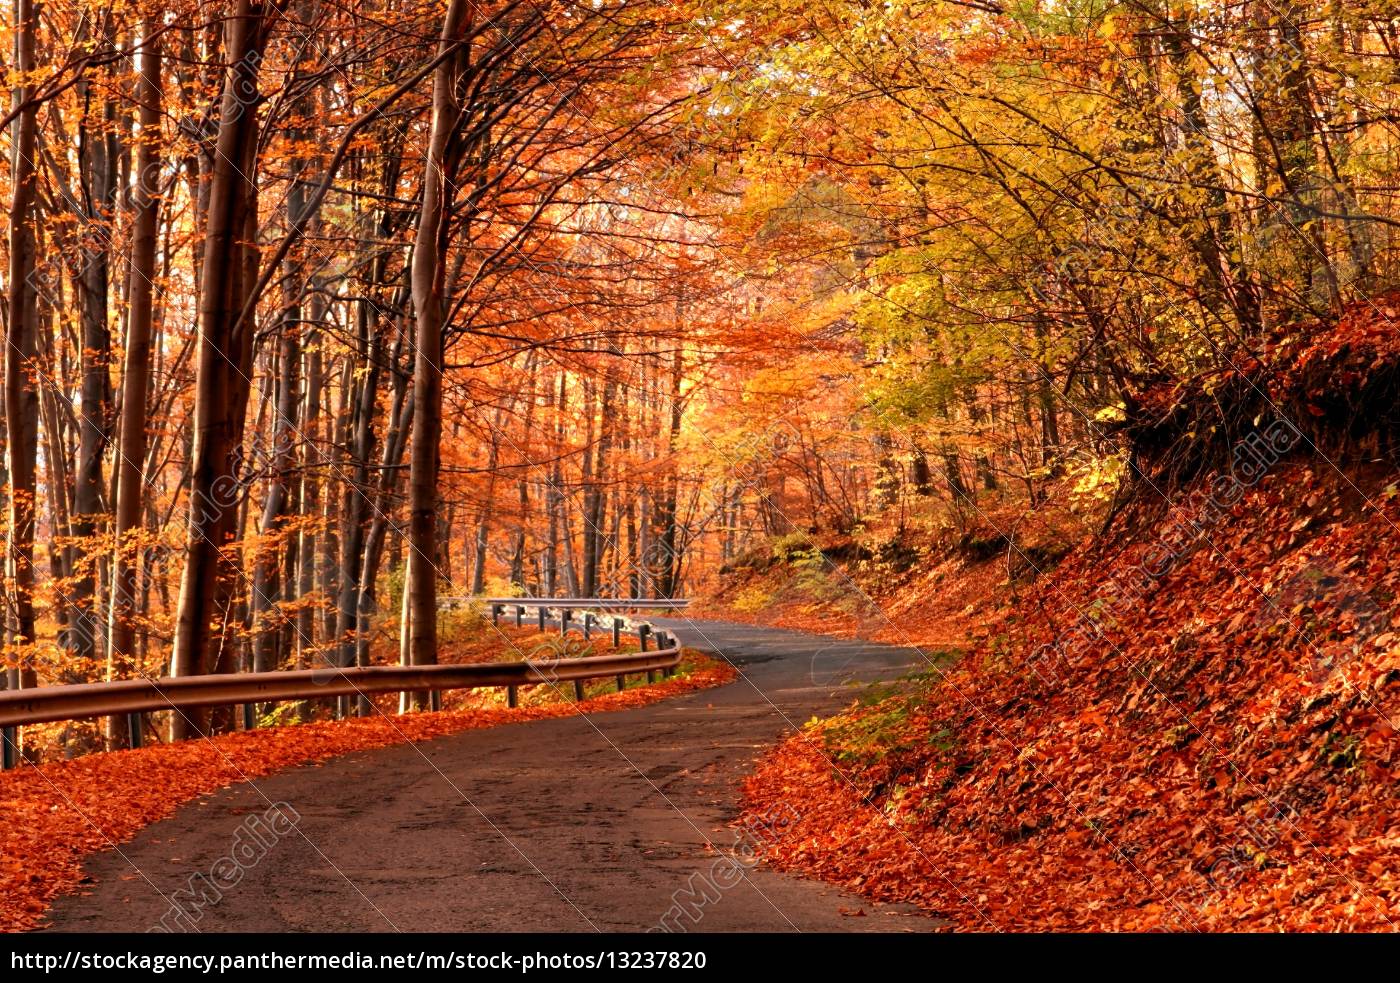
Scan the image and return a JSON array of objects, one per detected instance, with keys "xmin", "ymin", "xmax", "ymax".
[{"xmin": 44, "ymin": 620, "xmax": 936, "ymax": 933}]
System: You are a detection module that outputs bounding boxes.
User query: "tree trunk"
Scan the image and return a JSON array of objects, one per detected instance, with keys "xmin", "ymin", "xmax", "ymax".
[
  {"xmin": 544, "ymin": 369, "xmax": 565, "ymax": 595},
  {"xmin": 251, "ymin": 295, "xmax": 301, "ymax": 673},
  {"xmin": 649, "ymin": 349, "xmax": 684, "ymax": 597},
  {"xmin": 471, "ymin": 423, "xmax": 500, "ymax": 594},
  {"xmin": 107, "ymin": 19, "xmax": 161, "ymax": 746},
  {"xmin": 355, "ymin": 377, "xmax": 413, "ymax": 688},
  {"xmin": 169, "ymin": 1, "xmax": 270, "ymax": 739},
  {"xmin": 334, "ymin": 303, "xmax": 385, "ymax": 711},
  {"xmin": 294, "ymin": 291, "xmax": 324, "ymax": 670},
  {"xmin": 407, "ymin": 0, "xmax": 471, "ymax": 704},
  {"xmin": 6, "ymin": 0, "xmax": 42, "ymax": 690},
  {"xmin": 582, "ymin": 372, "xmax": 614, "ymax": 596},
  {"xmin": 72, "ymin": 17, "xmax": 119, "ymax": 670}
]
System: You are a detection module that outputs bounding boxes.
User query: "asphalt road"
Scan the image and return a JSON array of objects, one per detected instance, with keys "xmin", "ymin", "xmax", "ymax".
[{"xmin": 43, "ymin": 619, "xmax": 935, "ymax": 933}]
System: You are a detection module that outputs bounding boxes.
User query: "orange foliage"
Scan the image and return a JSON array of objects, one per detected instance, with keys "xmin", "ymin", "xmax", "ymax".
[{"xmin": 742, "ymin": 464, "xmax": 1400, "ymax": 930}]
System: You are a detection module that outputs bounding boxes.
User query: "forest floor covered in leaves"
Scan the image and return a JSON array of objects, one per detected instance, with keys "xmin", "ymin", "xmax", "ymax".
[
  {"xmin": 730, "ymin": 304, "xmax": 1400, "ymax": 930},
  {"xmin": 0, "ymin": 643, "xmax": 735, "ymax": 931}
]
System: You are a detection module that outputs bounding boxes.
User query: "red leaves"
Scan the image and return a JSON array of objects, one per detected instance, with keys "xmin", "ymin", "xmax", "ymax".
[
  {"xmin": 741, "ymin": 462, "xmax": 1400, "ymax": 931},
  {"xmin": 0, "ymin": 656, "xmax": 737, "ymax": 931}
]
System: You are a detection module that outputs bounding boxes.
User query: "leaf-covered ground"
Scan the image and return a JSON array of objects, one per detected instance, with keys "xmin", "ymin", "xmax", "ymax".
[
  {"xmin": 744, "ymin": 462, "xmax": 1400, "ymax": 929},
  {"xmin": 743, "ymin": 464, "xmax": 1400, "ymax": 930},
  {"xmin": 739, "ymin": 308, "xmax": 1400, "ymax": 931},
  {"xmin": 0, "ymin": 654, "xmax": 737, "ymax": 931},
  {"xmin": 694, "ymin": 539, "xmax": 1013, "ymax": 651}
]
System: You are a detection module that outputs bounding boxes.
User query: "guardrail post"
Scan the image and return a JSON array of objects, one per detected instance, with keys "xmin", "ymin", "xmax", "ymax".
[
  {"xmin": 430, "ymin": 689, "xmax": 442, "ymax": 712},
  {"xmin": 616, "ymin": 673, "xmax": 626, "ymax": 692},
  {"xmin": 583, "ymin": 613, "xmax": 592, "ymax": 640},
  {"xmin": 515, "ymin": 605, "xmax": 523, "ymax": 628},
  {"xmin": 242, "ymin": 703, "xmax": 256, "ymax": 731},
  {"xmin": 507, "ymin": 685, "xmax": 518, "ymax": 708},
  {"xmin": 127, "ymin": 712, "xmax": 144, "ymax": 749},
  {"xmin": 2, "ymin": 727, "xmax": 18, "ymax": 770},
  {"xmin": 537, "ymin": 607, "xmax": 546, "ymax": 632},
  {"xmin": 559, "ymin": 609, "xmax": 570, "ymax": 637},
  {"xmin": 638, "ymin": 625, "xmax": 650, "ymax": 651},
  {"xmin": 612, "ymin": 617, "xmax": 622, "ymax": 647},
  {"xmin": 573, "ymin": 679, "xmax": 586, "ymax": 701},
  {"xmin": 491, "ymin": 604, "xmax": 501, "ymax": 627},
  {"xmin": 662, "ymin": 632, "xmax": 678, "ymax": 676}
]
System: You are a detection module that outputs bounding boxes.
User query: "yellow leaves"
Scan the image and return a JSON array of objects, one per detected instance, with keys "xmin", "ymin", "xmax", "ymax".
[{"xmin": 1068, "ymin": 450, "xmax": 1126, "ymax": 504}]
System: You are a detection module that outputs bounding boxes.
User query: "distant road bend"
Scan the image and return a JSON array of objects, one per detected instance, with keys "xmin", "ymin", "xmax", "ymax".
[{"xmin": 45, "ymin": 620, "xmax": 935, "ymax": 933}]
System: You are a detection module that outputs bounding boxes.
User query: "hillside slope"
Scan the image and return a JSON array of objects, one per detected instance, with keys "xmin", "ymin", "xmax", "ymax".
[{"xmin": 740, "ymin": 305, "xmax": 1400, "ymax": 931}]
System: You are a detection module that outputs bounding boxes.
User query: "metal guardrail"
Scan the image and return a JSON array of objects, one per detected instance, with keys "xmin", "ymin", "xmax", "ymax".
[
  {"xmin": 479, "ymin": 598, "xmax": 672, "ymax": 635},
  {"xmin": 478, "ymin": 599, "xmax": 683, "ymax": 691},
  {"xmin": 0, "ymin": 609, "xmax": 686, "ymax": 769},
  {"xmin": 440, "ymin": 596, "xmax": 690, "ymax": 612}
]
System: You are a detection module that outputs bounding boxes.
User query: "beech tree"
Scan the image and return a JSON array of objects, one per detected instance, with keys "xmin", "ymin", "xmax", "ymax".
[{"xmin": 2, "ymin": 0, "xmax": 1391, "ymax": 755}]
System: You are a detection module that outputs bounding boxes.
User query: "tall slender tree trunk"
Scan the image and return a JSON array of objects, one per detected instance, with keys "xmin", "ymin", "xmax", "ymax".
[
  {"xmin": 6, "ymin": 0, "xmax": 42, "ymax": 690},
  {"xmin": 334, "ymin": 306, "xmax": 384, "ymax": 712},
  {"xmin": 251, "ymin": 294, "xmax": 301, "ymax": 673},
  {"xmin": 319, "ymin": 359, "xmax": 350, "ymax": 646},
  {"xmin": 72, "ymin": 18, "xmax": 119, "ymax": 669},
  {"xmin": 355, "ymin": 370, "xmax": 413, "ymax": 690},
  {"xmin": 252, "ymin": 65, "xmax": 321, "ymax": 676},
  {"xmin": 583, "ymin": 373, "xmax": 615, "ymax": 595},
  {"xmin": 544, "ymin": 369, "xmax": 565, "ymax": 595},
  {"xmin": 650, "ymin": 348, "xmax": 684, "ymax": 597},
  {"xmin": 169, "ymin": 1, "xmax": 270, "ymax": 738},
  {"xmin": 510, "ymin": 356, "xmax": 538, "ymax": 586},
  {"xmin": 107, "ymin": 19, "xmax": 162, "ymax": 746},
  {"xmin": 472, "ymin": 420, "xmax": 501, "ymax": 594},
  {"xmin": 294, "ymin": 289, "xmax": 324, "ymax": 669},
  {"xmin": 407, "ymin": 0, "xmax": 471, "ymax": 703}
]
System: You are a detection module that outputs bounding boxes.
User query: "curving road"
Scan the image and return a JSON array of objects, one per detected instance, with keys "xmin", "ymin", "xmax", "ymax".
[{"xmin": 43, "ymin": 620, "xmax": 938, "ymax": 933}]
